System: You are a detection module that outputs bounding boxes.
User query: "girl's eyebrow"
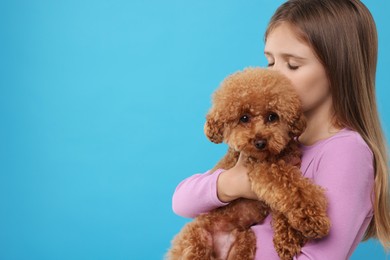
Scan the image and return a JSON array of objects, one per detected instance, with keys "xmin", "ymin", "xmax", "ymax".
[{"xmin": 264, "ymin": 51, "xmax": 307, "ymax": 61}]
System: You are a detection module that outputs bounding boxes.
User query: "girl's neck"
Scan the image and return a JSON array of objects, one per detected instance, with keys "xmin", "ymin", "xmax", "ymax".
[{"xmin": 298, "ymin": 94, "xmax": 342, "ymax": 146}]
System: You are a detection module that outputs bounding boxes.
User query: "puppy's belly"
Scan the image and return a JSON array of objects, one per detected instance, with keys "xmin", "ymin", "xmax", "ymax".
[{"xmin": 213, "ymin": 231, "xmax": 236, "ymax": 259}]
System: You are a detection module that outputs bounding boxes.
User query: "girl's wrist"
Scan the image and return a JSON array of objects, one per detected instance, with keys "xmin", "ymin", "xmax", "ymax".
[{"xmin": 217, "ymin": 168, "xmax": 239, "ymax": 202}]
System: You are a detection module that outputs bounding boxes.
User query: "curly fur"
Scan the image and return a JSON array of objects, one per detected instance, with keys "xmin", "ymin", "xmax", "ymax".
[{"xmin": 166, "ymin": 67, "xmax": 331, "ymax": 260}]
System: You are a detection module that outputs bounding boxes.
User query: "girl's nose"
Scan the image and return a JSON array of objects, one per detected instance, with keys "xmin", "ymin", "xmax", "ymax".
[{"xmin": 267, "ymin": 63, "xmax": 280, "ymax": 72}]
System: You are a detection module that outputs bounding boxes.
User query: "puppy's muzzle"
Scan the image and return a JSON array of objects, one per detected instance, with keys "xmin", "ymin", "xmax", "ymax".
[{"xmin": 254, "ymin": 138, "xmax": 267, "ymax": 150}]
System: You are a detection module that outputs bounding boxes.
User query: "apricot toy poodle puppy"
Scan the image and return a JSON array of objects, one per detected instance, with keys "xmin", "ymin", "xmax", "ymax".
[{"xmin": 166, "ymin": 67, "xmax": 331, "ymax": 260}]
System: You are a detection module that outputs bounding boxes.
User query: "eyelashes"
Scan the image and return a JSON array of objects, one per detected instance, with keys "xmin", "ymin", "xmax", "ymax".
[
  {"xmin": 267, "ymin": 62, "xmax": 299, "ymax": 70},
  {"xmin": 288, "ymin": 63, "xmax": 299, "ymax": 70}
]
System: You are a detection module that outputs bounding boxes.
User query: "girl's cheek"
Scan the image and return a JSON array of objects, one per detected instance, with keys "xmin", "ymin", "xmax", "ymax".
[
  {"xmin": 289, "ymin": 74, "xmax": 312, "ymax": 109},
  {"xmin": 288, "ymin": 74, "xmax": 307, "ymax": 97}
]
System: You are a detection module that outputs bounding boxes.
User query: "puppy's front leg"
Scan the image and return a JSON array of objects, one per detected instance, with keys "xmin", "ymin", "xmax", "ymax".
[
  {"xmin": 272, "ymin": 211, "xmax": 308, "ymax": 260},
  {"xmin": 248, "ymin": 161, "xmax": 330, "ymax": 239}
]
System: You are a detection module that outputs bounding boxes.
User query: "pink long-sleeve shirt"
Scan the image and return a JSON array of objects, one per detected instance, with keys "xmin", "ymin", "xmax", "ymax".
[{"xmin": 171, "ymin": 127, "xmax": 375, "ymax": 259}]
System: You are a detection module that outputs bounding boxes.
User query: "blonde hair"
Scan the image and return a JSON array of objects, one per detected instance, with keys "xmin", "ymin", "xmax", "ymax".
[{"xmin": 264, "ymin": 0, "xmax": 390, "ymax": 252}]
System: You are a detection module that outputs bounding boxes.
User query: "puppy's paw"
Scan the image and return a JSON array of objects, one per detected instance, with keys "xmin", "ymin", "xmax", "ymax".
[{"xmin": 287, "ymin": 208, "xmax": 331, "ymax": 239}]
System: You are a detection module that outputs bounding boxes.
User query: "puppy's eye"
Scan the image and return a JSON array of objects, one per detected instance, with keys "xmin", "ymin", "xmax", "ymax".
[
  {"xmin": 240, "ymin": 115, "xmax": 250, "ymax": 123},
  {"xmin": 267, "ymin": 112, "xmax": 279, "ymax": 122}
]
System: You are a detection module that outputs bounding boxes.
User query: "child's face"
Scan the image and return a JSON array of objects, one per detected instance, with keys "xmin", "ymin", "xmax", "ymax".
[{"xmin": 264, "ymin": 22, "xmax": 330, "ymax": 113}]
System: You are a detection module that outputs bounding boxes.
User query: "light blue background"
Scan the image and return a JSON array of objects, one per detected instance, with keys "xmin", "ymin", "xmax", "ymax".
[{"xmin": 1, "ymin": 0, "xmax": 389, "ymax": 259}]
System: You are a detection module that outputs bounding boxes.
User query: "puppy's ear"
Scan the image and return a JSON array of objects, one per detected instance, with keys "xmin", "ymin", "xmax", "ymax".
[
  {"xmin": 204, "ymin": 111, "xmax": 225, "ymax": 144},
  {"xmin": 289, "ymin": 113, "xmax": 307, "ymax": 138}
]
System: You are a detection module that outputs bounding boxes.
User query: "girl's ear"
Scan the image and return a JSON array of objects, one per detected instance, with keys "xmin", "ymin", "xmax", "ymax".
[
  {"xmin": 289, "ymin": 113, "xmax": 307, "ymax": 138},
  {"xmin": 204, "ymin": 111, "xmax": 225, "ymax": 144}
]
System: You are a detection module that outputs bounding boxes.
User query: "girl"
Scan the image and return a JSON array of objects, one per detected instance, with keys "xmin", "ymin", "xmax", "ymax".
[{"xmin": 171, "ymin": 0, "xmax": 390, "ymax": 258}]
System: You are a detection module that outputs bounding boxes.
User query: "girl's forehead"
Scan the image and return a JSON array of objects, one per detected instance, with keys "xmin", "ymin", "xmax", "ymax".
[{"xmin": 264, "ymin": 23, "xmax": 314, "ymax": 59}]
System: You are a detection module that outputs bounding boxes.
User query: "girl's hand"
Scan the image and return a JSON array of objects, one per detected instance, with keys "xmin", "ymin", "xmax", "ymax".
[{"xmin": 216, "ymin": 152, "xmax": 259, "ymax": 202}]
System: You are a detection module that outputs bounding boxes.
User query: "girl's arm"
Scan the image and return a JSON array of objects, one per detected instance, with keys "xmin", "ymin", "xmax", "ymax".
[
  {"xmin": 171, "ymin": 168, "xmax": 230, "ymax": 218},
  {"xmin": 172, "ymin": 153, "xmax": 258, "ymax": 218},
  {"xmin": 294, "ymin": 135, "xmax": 375, "ymax": 259}
]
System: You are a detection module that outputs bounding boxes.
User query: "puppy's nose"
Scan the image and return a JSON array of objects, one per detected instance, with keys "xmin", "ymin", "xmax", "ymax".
[{"xmin": 254, "ymin": 139, "xmax": 267, "ymax": 150}]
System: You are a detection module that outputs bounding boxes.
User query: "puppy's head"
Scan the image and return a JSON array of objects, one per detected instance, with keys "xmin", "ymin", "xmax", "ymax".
[{"xmin": 204, "ymin": 67, "xmax": 306, "ymax": 159}]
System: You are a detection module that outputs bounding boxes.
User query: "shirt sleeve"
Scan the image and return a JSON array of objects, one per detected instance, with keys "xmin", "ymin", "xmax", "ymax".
[
  {"xmin": 171, "ymin": 168, "xmax": 230, "ymax": 218},
  {"xmin": 293, "ymin": 135, "xmax": 375, "ymax": 260}
]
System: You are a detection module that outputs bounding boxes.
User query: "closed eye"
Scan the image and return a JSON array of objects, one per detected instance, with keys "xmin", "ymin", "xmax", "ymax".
[
  {"xmin": 288, "ymin": 63, "xmax": 299, "ymax": 70},
  {"xmin": 267, "ymin": 62, "xmax": 299, "ymax": 70}
]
